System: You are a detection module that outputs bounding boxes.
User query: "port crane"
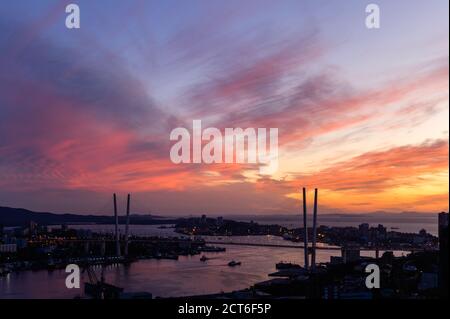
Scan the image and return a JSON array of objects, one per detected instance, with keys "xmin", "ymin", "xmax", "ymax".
[{"xmin": 81, "ymin": 261, "xmax": 123, "ymax": 299}]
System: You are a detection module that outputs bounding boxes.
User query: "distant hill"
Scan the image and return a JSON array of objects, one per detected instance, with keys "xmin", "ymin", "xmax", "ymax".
[
  {"xmin": 230, "ymin": 211, "xmax": 438, "ymax": 222},
  {"xmin": 0, "ymin": 206, "xmax": 176, "ymax": 227}
]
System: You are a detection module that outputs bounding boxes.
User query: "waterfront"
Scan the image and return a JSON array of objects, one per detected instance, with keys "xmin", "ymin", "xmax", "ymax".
[
  {"xmin": 49, "ymin": 214, "xmax": 439, "ymax": 237},
  {"xmin": 233, "ymin": 214, "xmax": 439, "ymax": 236},
  {"xmin": 1, "ymin": 221, "xmax": 408, "ymax": 299},
  {"xmin": 0, "ymin": 243, "xmax": 406, "ymax": 299}
]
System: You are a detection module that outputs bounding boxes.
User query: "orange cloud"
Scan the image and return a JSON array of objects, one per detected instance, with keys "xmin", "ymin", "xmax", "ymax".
[{"xmin": 286, "ymin": 139, "xmax": 449, "ymax": 212}]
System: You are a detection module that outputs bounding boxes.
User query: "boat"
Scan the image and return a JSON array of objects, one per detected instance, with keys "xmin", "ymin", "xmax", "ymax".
[
  {"xmin": 228, "ymin": 260, "xmax": 241, "ymax": 267},
  {"xmin": 276, "ymin": 262, "xmax": 302, "ymax": 270},
  {"xmin": 282, "ymin": 233, "xmax": 293, "ymax": 240},
  {"xmin": 200, "ymin": 255, "xmax": 209, "ymax": 262}
]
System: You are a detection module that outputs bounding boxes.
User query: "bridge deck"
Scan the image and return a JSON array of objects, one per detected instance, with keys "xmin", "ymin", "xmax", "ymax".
[{"xmin": 30, "ymin": 238, "xmax": 428, "ymax": 252}]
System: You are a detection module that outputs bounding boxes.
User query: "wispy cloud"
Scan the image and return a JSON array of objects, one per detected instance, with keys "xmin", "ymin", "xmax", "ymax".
[{"xmin": 0, "ymin": 1, "xmax": 448, "ymax": 214}]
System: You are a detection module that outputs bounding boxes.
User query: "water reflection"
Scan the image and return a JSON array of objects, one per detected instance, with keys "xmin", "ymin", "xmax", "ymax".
[
  {"xmin": 1, "ymin": 224, "xmax": 408, "ymax": 299},
  {"xmin": 0, "ymin": 243, "xmax": 406, "ymax": 299}
]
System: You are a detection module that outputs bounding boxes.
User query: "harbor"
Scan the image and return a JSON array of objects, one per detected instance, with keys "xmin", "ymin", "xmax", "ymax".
[
  {"xmin": 0, "ymin": 242, "xmax": 391, "ymax": 299},
  {"xmin": 0, "ymin": 193, "xmax": 445, "ymax": 299}
]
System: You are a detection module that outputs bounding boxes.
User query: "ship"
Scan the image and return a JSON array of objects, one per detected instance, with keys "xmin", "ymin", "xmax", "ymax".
[
  {"xmin": 228, "ymin": 260, "xmax": 241, "ymax": 267},
  {"xmin": 276, "ymin": 262, "xmax": 302, "ymax": 270}
]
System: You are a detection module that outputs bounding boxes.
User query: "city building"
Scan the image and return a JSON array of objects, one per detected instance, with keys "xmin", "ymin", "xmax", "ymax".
[
  {"xmin": 341, "ymin": 243, "xmax": 360, "ymax": 263},
  {"xmin": 358, "ymin": 223, "xmax": 369, "ymax": 241},
  {"xmin": 0, "ymin": 243, "xmax": 17, "ymax": 253},
  {"xmin": 438, "ymin": 212, "xmax": 448, "ymax": 298}
]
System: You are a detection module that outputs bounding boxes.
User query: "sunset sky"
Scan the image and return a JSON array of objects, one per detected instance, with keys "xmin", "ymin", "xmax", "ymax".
[{"xmin": 0, "ymin": 0, "xmax": 448, "ymax": 215}]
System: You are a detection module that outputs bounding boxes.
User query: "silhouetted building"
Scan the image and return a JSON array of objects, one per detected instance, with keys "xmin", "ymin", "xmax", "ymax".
[
  {"xmin": 28, "ymin": 221, "xmax": 38, "ymax": 237},
  {"xmin": 418, "ymin": 272, "xmax": 438, "ymax": 291},
  {"xmin": 359, "ymin": 223, "xmax": 369, "ymax": 234},
  {"xmin": 341, "ymin": 243, "xmax": 360, "ymax": 263},
  {"xmin": 380, "ymin": 251, "xmax": 394, "ymax": 264},
  {"xmin": 376, "ymin": 224, "xmax": 387, "ymax": 241},
  {"xmin": 438, "ymin": 212, "xmax": 448, "ymax": 298},
  {"xmin": 0, "ymin": 243, "xmax": 17, "ymax": 253}
]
